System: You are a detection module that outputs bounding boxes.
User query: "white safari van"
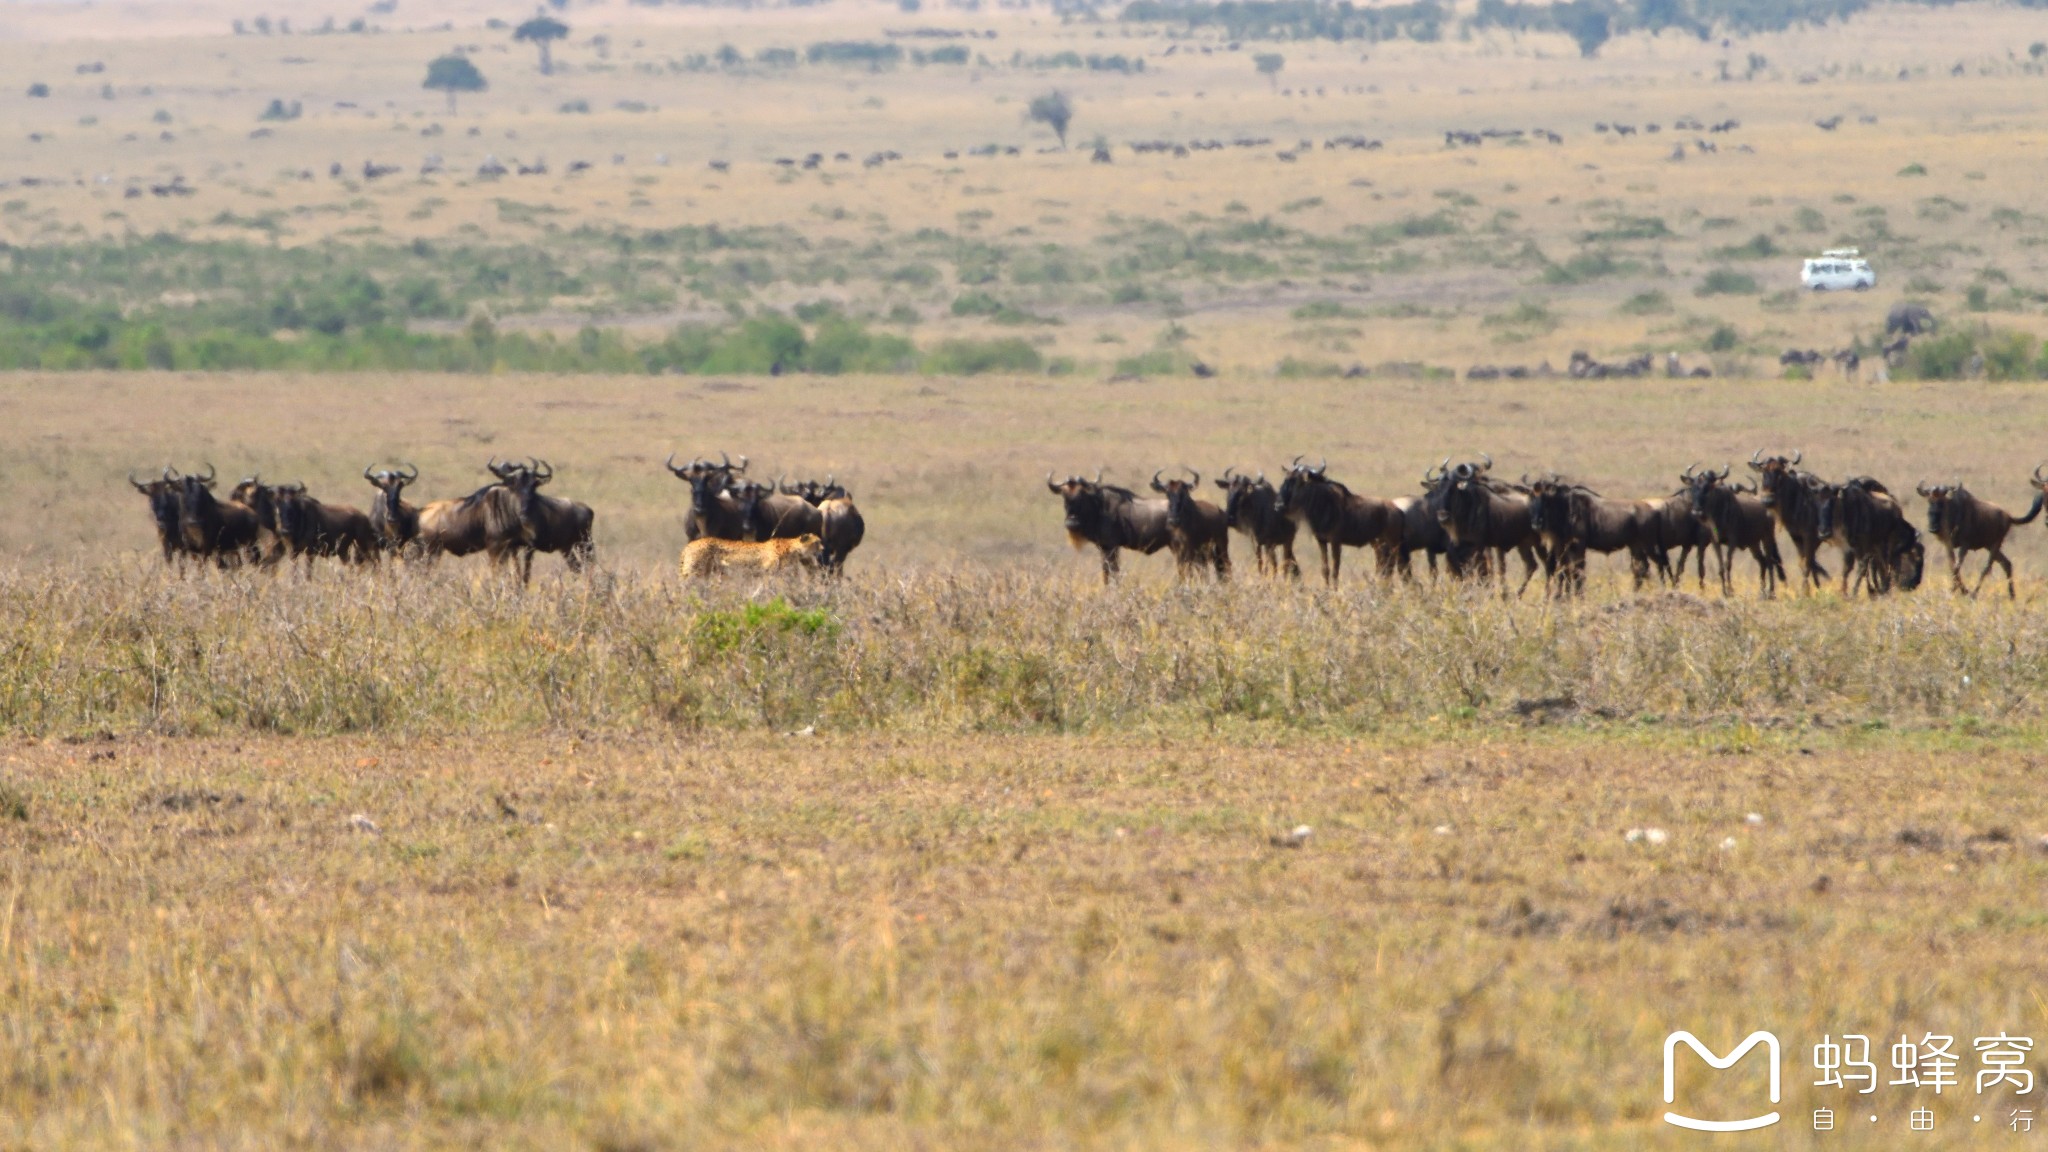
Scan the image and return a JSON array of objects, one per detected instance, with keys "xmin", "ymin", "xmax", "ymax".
[{"xmin": 1801, "ymin": 248, "xmax": 1875, "ymax": 291}]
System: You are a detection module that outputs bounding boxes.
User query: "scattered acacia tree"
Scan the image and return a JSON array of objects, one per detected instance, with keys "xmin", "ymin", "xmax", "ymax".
[
  {"xmin": 514, "ymin": 12, "xmax": 570, "ymax": 76},
  {"xmin": 1254, "ymin": 53, "xmax": 1284, "ymax": 91},
  {"xmin": 423, "ymin": 53, "xmax": 487, "ymax": 113},
  {"xmin": 1028, "ymin": 90, "xmax": 1073, "ymax": 149},
  {"xmin": 26, "ymin": 83, "xmax": 49, "ymax": 98},
  {"xmin": 1556, "ymin": 0, "xmax": 1612, "ymax": 57}
]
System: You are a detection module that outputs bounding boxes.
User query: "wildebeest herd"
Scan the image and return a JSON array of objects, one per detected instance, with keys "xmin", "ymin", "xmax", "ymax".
[
  {"xmin": 1048, "ymin": 453, "xmax": 2048, "ymax": 598},
  {"xmin": 127, "ymin": 452, "xmax": 863, "ymax": 582}
]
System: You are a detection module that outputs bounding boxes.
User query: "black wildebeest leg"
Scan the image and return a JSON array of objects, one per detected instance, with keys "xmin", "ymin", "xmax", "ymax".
[
  {"xmin": 1513, "ymin": 543, "xmax": 1541, "ymax": 598},
  {"xmin": 1973, "ymin": 549, "xmax": 2004, "ymax": 598},
  {"xmin": 1327, "ymin": 539, "xmax": 1342, "ymax": 586}
]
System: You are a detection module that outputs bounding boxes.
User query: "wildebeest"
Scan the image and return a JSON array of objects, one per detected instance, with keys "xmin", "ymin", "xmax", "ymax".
[
  {"xmin": 666, "ymin": 453, "xmax": 749, "ymax": 542},
  {"xmin": 414, "ymin": 464, "xmax": 526, "ymax": 568},
  {"xmin": 1684, "ymin": 465, "xmax": 1786, "ymax": 596},
  {"xmin": 773, "ymin": 477, "xmax": 865, "ymax": 571},
  {"xmin": 130, "ymin": 466, "xmax": 192, "ymax": 568},
  {"xmin": 177, "ymin": 464, "xmax": 265, "ymax": 568},
  {"xmin": 270, "ymin": 483, "xmax": 379, "ymax": 568},
  {"xmin": 1272, "ymin": 459, "xmax": 1402, "ymax": 584},
  {"xmin": 1644, "ymin": 489, "xmax": 1710, "ymax": 590},
  {"xmin": 364, "ymin": 464, "xmax": 422, "ymax": 551},
  {"xmin": 1916, "ymin": 471, "xmax": 2045, "ymax": 597},
  {"xmin": 1213, "ymin": 467, "xmax": 1299, "ymax": 577},
  {"xmin": 1046, "ymin": 471, "xmax": 1171, "ymax": 582},
  {"xmin": 1811, "ymin": 475, "xmax": 1921, "ymax": 596},
  {"xmin": 1432, "ymin": 457, "xmax": 1546, "ymax": 595},
  {"xmin": 732, "ymin": 479, "xmax": 824, "ymax": 547},
  {"xmin": 1524, "ymin": 475, "xmax": 1663, "ymax": 592},
  {"xmin": 1748, "ymin": 450, "xmax": 1832, "ymax": 593},
  {"xmin": 1150, "ymin": 468, "xmax": 1230, "ymax": 581},
  {"xmin": 490, "ymin": 459, "xmax": 595, "ymax": 582}
]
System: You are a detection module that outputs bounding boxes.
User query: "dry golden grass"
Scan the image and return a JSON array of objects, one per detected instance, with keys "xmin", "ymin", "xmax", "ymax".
[{"xmin": 3, "ymin": 730, "xmax": 2044, "ymax": 1149}]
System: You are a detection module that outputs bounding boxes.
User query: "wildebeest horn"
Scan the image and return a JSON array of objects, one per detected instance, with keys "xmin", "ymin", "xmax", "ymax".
[
  {"xmin": 1477, "ymin": 452, "xmax": 1492, "ymax": 472},
  {"xmin": 665, "ymin": 452, "xmax": 689, "ymax": 477},
  {"xmin": 1255, "ymin": 470, "xmax": 1265, "ymax": 484},
  {"xmin": 198, "ymin": 462, "xmax": 216, "ymax": 483},
  {"xmin": 1789, "ymin": 449, "xmax": 1802, "ymax": 466},
  {"xmin": 128, "ymin": 471, "xmax": 146, "ymax": 492},
  {"xmin": 1916, "ymin": 481, "xmax": 1931, "ymax": 497},
  {"xmin": 1046, "ymin": 471, "xmax": 1061, "ymax": 493},
  {"xmin": 1749, "ymin": 449, "xmax": 1765, "ymax": 467},
  {"xmin": 1290, "ymin": 454, "xmax": 1305, "ymax": 469},
  {"xmin": 1313, "ymin": 457, "xmax": 1327, "ymax": 476},
  {"xmin": 2033, "ymin": 463, "xmax": 2048, "ymax": 486},
  {"xmin": 1093, "ymin": 468, "xmax": 1103, "ymax": 484},
  {"xmin": 399, "ymin": 463, "xmax": 418, "ymax": 482},
  {"xmin": 1151, "ymin": 469, "xmax": 1166, "ymax": 492},
  {"xmin": 1185, "ymin": 466, "xmax": 1200, "ymax": 486},
  {"xmin": 162, "ymin": 465, "xmax": 178, "ymax": 481},
  {"xmin": 363, "ymin": 465, "xmax": 378, "ymax": 483},
  {"xmin": 1718, "ymin": 464, "xmax": 1730, "ymax": 480},
  {"xmin": 1679, "ymin": 463, "xmax": 1696, "ymax": 483}
]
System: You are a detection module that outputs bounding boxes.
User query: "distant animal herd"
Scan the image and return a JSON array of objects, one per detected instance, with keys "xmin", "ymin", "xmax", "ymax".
[{"xmin": 1048, "ymin": 453, "xmax": 2048, "ymax": 599}]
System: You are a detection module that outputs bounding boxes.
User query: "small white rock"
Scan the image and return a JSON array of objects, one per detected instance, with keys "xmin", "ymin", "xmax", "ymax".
[
  {"xmin": 1745, "ymin": 812, "xmax": 1764, "ymax": 826},
  {"xmin": 791, "ymin": 725, "xmax": 816, "ymax": 738},
  {"xmin": 348, "ymin": 813, "xmax": 380, "ymax": 835},
  {"xmin": 1433, "ymin": 824, "xmax": 1452, "ymax": 836},
  {"xmin": 1645, "ymin": 828, "xmax": 1669, "ymax": 845},
  {"xmin": 1720, "ymin": 836, "xmax": 1739, "ymax": 851}
]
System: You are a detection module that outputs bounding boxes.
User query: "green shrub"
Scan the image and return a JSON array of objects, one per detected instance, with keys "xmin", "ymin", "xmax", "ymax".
[
  {"xmin": 1710, "ymin": 233, "xmax": 1777, "ymax": 260},
  {"xmin": 1907, "ymin": 330, "xmax": 1978, "ymax": 380},
  {"xmin": 923, "ymin": 338, "xmax": 1043, "ymax": 375},
  {"xmin": 1984, "ymin": 330, "xmax": 2037, "ymax": 381},
  {"xmin": 1697, "ymin": 269, "xmax": 1759, "ymax": 296},
  {"xmin": 1618, "ymin": 290, "xmax": 1672, "ymax": 315},
  {"xmin": 1543, "ymin": 250, "xmax": 1628, "ymax": 284},
  {"xmin": 805, "ymin": 41, "xmax": 902, "ymax": 67},
  {"xmin": 1290, "ymin": 299, "xmax": 1364, "ymax": 320}
]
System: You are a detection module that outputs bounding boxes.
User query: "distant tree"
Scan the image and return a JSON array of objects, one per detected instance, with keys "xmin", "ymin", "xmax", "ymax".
[
  {"xmin": 26, "ymin": 82, "xmax": 49, "ymax": 98},
  {"xmin": 423, "ymin": 53, "xmax": 487, "ymax": 113},
  {"xmin": 2032, "ymin": 41, "xmax": 2047, "ymax": 60},
  {"xmin": 1254, "ymin": 52, "xmax": 1284, "ymax": 91},
  {"xmin": 1555, "ymin": 0, "xmax": 1612, "ymax": 57},
  {"xmin": 1028, "ymin": 90, "xmax": 1073, "ymax": 148},
  {"xmin": 514, "ymin": 12, "xmax": 570, "ymax": 76}
]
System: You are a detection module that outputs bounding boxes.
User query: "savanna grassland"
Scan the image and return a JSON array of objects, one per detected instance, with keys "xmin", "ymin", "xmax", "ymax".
[{"xmin": 10, "ymin": 0, "xmax": 2048, "ymax": 1146}]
